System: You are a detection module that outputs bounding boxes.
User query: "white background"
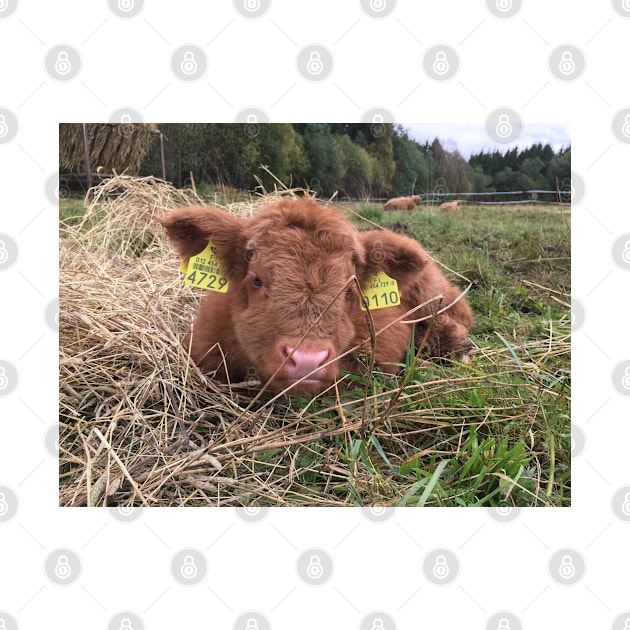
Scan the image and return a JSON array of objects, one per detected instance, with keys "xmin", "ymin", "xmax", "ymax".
[{"xmin": 0, "ymin": 1, "xmax": 629, "ymax": 628}]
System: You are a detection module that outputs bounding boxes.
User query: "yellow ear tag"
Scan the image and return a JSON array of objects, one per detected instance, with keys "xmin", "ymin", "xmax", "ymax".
[
  {"xmin": 180, "ymin": 241, "xmax": 229, "ymax": 293},
  {"xmin": 360, "ymin": 270, "xmax": 400, "ymax": 310}
]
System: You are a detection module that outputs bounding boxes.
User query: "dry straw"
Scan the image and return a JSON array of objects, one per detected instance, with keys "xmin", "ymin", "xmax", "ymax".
[
  {"xmin": 59, "ymin": 175, "xmax": 569, "ymax": 507},
  {"xmin": 59, "ymin": 123, "xmax": 158, "ymax": 174}
]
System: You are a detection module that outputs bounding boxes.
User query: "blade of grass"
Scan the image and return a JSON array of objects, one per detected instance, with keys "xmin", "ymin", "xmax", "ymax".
[
  {"xmin": 367, "ymin": 435, "xmax": 396, "ymax": 473},
  {"xmin": 417, "ymin": 459, "xmax": 449, "ymax": 506},
  {"xmin": 495, "ymin": 331, "xmax": 523, "ymax": 368}
]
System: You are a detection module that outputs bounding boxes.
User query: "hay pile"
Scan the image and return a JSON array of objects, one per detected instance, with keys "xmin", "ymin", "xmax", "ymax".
[
  {"xmin": 59, "ymin": 123, "xmax": 158, "ymax": 174},
  {"xmin": 59, "ymin": 176, "xmax": 569, "ymax": 507},
  {"xmin": 59, "ymin": 176, "xmax": 296, "ymax": 506}
]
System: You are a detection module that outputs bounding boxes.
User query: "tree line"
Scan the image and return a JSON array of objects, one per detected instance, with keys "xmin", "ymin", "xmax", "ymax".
[{"xmin": 143, "ymin": 123, "xmax": 570, "ymax": 200}]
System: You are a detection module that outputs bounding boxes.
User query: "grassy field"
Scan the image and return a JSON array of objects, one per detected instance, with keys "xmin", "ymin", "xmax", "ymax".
[
  {"xmin": 59, "ymin": 185, "xmax": 570, "ymax": 508},
  {"xmin": 343, "ymin": 202, "xmax": 570, "ymax": 506}
]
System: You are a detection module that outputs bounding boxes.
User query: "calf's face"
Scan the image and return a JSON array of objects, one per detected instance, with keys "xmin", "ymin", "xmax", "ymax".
[
  {"xmin": 228, "ymin": 205, "xmax": 366, "ymax": 391},
  {"xmin": 160, "ymin": 199, "xmax": 370, "ymax": 393}
]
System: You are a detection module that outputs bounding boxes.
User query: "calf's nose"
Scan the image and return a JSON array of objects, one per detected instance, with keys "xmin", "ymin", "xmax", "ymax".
[{"xmin": 280, "ymin": 345, "xmax": 332, "ymax": 380}]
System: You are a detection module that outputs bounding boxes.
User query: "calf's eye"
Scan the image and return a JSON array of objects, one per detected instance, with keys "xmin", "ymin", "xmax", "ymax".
[{"xmin": 252, "ymin": 276, "xmax": 263, "ymax": 288}]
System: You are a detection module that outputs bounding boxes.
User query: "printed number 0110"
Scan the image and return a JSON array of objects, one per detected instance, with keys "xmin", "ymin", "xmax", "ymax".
[{"xmin": 366, "ymin": 290, "xmax": 400, "ymax": 309}]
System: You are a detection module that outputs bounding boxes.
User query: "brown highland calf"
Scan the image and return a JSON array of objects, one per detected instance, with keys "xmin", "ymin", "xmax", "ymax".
[
  {"xmin": 160, "ymin": 198, "xmax": 473, "ymax": 394},
  {"xmin": 439, "ymin": 200, "xmax": 462, "ymax": 211},
  {"xmin": 384, "ymin": 196, "xmax": 422, "ymax": 211}
]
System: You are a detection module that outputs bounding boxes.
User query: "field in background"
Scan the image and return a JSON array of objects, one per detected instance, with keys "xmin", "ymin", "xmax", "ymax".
[{"xmin": 59, "ymin": 185, "xmax": 570, "ymax": 508}]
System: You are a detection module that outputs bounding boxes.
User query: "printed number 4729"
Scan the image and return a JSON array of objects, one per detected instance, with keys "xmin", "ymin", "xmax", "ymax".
[{"xmin": 187, "ymin": 271, "xmax": 228, "ymax": 291}]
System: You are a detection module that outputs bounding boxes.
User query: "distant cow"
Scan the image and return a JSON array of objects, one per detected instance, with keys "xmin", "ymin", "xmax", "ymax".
[
  {"xmin": 160, "ymin": 198, "xmax": 472, "ymax": 394},
  {"xmin": 384, "ymin": 196, "xmax": 422, "ymax": 211},
  {"xmin": 440, "ymin": 200, "xmax": 462, "ymax": 211}
]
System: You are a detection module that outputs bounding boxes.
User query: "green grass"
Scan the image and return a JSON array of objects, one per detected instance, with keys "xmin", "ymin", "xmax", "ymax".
[
  {"xmin": 262, "ymin": 203, "xmax": 571, "ymax": 507},
  {"xmin": 59, "ymin": 196, "xmax": 86, "ymax": 224},
  {"xmin": 354, "ymin": 203, "xmax": 570, "ymax": 342},
  {"xmin": 60, "ymin": 193, "xmax": 570, "ymax": 507}
]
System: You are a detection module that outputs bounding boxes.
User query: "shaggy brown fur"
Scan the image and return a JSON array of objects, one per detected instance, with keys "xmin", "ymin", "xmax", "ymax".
[
  {"xmin": 384, "ymin": 196, "xmax": 422, "ymax": 211},
  {"xmin": 440, "ymin": 200, "xmax": 462, "ymax": 211},
  {"xmin": 160, "ymin": 198, "xmax": 472, "ymax": 393}
]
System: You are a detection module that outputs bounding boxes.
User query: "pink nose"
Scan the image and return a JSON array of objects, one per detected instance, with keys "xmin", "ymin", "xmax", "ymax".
[{"xmin": 281, "ymin": 345, "xmax": 332, "ymax": 381}]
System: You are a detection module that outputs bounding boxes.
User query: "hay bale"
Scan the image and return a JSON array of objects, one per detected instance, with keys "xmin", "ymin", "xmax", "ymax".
[{"xmin": 59, "ymin": 123, "xmax": 158, "ymax": 174}]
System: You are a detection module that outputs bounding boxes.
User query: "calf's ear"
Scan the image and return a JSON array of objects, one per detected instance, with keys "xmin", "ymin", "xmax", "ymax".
[
  {"xmin": 159, "ymin": 206, "xmax": 246, "ymax": 274},
  {"xmin": 359, "ymin": 229, "xmax": 428, "ymax": 282}
]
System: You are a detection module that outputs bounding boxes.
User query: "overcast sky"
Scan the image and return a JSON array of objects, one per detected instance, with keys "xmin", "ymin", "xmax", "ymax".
[{"xmin": 404, "ymin": 123, "xmax": 571, "ymax": 159}]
